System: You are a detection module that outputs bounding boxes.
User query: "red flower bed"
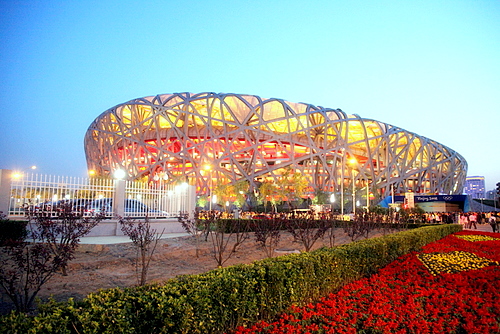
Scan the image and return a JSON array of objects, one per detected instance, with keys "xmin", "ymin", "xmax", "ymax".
[{"xmin": 234, "ymin": 230, "xmax": 500, "ymax": 333}]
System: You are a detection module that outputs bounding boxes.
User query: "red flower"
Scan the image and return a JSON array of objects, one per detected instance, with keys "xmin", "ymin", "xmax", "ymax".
[{"xmin": 231, "ymin": 231, "xmax": 500, "ymax": 334}]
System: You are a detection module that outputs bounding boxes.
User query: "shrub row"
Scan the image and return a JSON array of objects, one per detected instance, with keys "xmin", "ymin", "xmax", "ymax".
[
  {"xmin": 222, "ymin": 218, "xmax": 433, "ymax": 233},
  {"xmin": 0, "ymin": 224, "xmax": 462, "ymax": 334}
]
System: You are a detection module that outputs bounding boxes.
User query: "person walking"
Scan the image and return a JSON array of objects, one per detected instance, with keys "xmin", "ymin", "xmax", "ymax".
[
  {"xmin": 489, "ymin": 213, "xmax": 497, "ymax": 233},
  {"xmin": 469, "ymin": 212, "xmax": 477, "ymax": 230},
  {"xmin": 495, "ymin": 214, "xmax": 500, "ymax": 233},
  {"xmin": 459, "ymin": 213, "xmax": 468, "ymax": 229}
]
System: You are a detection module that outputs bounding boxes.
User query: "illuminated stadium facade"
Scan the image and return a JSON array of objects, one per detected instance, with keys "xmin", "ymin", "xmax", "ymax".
[{"xmin": 85, "ymin": 92, "xmax": 467, "ymax": 201}]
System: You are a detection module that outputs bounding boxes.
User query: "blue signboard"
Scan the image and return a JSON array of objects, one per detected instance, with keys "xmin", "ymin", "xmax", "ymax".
[{"xmin": 378, "ymin": 195, "xmax": 469, "ymax": 211}]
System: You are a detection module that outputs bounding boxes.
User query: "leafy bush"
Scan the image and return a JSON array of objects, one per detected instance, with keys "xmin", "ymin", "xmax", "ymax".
[{"xmin": 0, "ymin": 224, "xmax": 462, "ymax": 333}]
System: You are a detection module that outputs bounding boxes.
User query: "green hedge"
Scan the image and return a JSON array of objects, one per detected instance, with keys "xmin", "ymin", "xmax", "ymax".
[
  {"xmin": 222, "ymin": 218, "xmax": 434, "ymax": 233},
  {"xmin": 0, "ymin": 224, "xmax": 462, "ymax": 334}
]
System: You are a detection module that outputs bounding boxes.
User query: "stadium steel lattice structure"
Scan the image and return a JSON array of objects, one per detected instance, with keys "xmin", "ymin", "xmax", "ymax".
[{"xmin": 85, "ymin": 92, "xmax": 467, "ymax": 203}]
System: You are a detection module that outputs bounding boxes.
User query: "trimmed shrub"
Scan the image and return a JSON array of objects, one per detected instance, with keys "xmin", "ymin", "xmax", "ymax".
[{"xmin": 0, "ymin": 224, "xmax": 462, "ymax": 334}]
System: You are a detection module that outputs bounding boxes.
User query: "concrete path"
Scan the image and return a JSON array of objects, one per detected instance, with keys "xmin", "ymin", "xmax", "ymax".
[
  {"xmin": 78, "ymin": 224, "xmax": 498, "ymax": 245},
  {"xmin": 79, "ymin": 233, "xmax": 190, "ymax": 245}
]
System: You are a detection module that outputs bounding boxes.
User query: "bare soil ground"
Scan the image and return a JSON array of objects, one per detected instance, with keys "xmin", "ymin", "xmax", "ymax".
[{"xmin": 0, "ymin": 228, "xmax": 397, "ymax": 315}]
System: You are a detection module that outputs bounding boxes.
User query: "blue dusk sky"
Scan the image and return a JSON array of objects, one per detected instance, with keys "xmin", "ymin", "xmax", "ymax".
[{"xmin": 0, "ymin": 0, "xmax": 499, "ymax": 190}]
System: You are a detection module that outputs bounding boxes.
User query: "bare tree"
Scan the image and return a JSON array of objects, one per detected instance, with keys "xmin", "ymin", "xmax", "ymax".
[
  {"xmin": 0, "ymin": 240, "xmax": 59, "ymax": 313},
  {"xmin": 119, "ymin": 217, "xmax": 164, "ymax": 286},
  {"xmin": 322, "ymin": 212, "xmax": 341, "ymax": 248},
  {"xmin": 343, "ymin": 212, "xmax": 379, "ymax": 241},
  {"xmin": 30, "ymin": 202, "xmax": 102, "ymax": 275},
  {"xmin": 209, "ymin": 214, "xmax": 249, "ymax": 267},
  {"xmin": 0, "ymin": 207, "xmax": 101, "ymax": 313},
  {"xmin": 254, "ymin": 214, "xmax": 284, "ymax": 258},
  {"xmin": 178, "ymin": 210, "xmax": 202, "ymax": 258},
  {"xmin": 287, "ymin": 211, "xmax": 329, "ymax": 252}
]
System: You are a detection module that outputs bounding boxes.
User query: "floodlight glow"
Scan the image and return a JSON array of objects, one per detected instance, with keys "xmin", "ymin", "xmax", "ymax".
[{"xmin": 113, "ymin": 169, "xmax": 126, "ymax": 179}]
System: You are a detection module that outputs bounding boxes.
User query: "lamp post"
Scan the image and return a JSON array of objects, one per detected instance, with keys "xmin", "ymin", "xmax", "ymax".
[
  {"xmin": 340, "ymin": 149, "xmax": 344, "ymax": 217},
  {"xmin": 349, "ymin": 158, "xmax": 357, "ymax": 215},
  {"xmin": 204, "ymin": 165, "xmax": 212, "ymax": 210},
  {"xmin": 366, "ymin": 178, "xmax": 370, "ymax": 212},
  {"xmin": 330, "ymin": 193, "xmax": 335, "ymax": 213}
]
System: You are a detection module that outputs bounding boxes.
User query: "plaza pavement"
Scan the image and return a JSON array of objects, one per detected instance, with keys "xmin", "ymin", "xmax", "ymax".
[
  {"xmin": 79, "ymin": 232, "xmax": 190, "ymax": 245},
  {"xmin": 78, "ymin": 224, "xmax": 496, "ymax": 245}
]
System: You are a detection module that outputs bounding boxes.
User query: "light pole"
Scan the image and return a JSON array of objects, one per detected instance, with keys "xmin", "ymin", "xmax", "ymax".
[
  {"xmin": 366, "ymin": 178, "xmax": 370, "ymax": 212},
  {"xmin": 330, "ymin": 193, "xmax": 335, "ymax": 213},
  {"xmin": 349, "ymin": 158, "xmax": 357, "ymax": 215},
  {"xmin": 204, "ymin": 165, "xmax": 212, "ymax": 210},
  {"xmin": 340, "ymin": 150, "xmax": 344, "ymax": 217}
]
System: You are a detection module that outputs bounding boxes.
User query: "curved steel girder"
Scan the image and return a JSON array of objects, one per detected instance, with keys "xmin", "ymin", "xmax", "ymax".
[{"xmin": 85, "ymin": 92, "xmax": 467, "ymax": 198}]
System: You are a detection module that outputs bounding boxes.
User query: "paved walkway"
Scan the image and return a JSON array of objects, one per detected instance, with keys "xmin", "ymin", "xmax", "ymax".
[
  {"xmin": 78, "ymin": 224, "xmax": 497, "ymax": 245},
  {"xmin": 79, "ymin": 233, "xmax": 190, "ymax": 245},
  {"xmin": 464, "ymin": 223, "xmax": 496, "ymax": 233}
]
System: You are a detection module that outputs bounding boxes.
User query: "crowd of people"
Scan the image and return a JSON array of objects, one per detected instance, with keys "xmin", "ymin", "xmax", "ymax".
[
  {"xmin": 420, "ymin": 211, "xmax": 500, "ymax": 232},
  {"xmin": 196, "ymin": 208, "xmax": 500, "ymax": 232},
  {"xmin": 456, "ymin": 211, "xmax": 500, "ymax": 232}
]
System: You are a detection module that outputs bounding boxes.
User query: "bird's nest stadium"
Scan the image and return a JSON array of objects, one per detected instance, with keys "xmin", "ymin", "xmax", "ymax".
[{"xmin": 85, "ymin": 92, "xmax": 467, "ymax": 203}]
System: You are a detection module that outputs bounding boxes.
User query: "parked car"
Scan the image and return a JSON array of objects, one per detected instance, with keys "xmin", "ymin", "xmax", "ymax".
[
  {"xmin": 67, "ymin": 198, "xmax": 94, "ymax": 211},
  {"xmin": 252, "ymin": 214, "xmax": 271, "ymax": 219},
  {"xmin": 85, "ymin": 198, "xmax": 168, "ymax": 218},
  {"xmin": 34, "ymin": 200, "xmax": 66, "ymax": 213}
]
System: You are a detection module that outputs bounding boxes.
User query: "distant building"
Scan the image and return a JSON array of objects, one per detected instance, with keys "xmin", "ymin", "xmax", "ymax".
[
  {"xmin": 464, "ymin": 176, "xmax": 485, "ymax": 199},
  {"xmin": 486, "ymin": 189, "xmax": 497, "ymax": 201}
]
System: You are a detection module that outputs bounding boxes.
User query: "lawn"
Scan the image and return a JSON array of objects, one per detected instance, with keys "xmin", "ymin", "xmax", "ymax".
[{"xmin": 233, "ymin": 230, "xmax": 500, "ymax": 333}]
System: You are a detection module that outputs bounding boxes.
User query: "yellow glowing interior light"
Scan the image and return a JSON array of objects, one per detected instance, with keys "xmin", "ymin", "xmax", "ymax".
[
  {"xmin": 262, "ymin": 100, "xmax": 286, "ymax": 122},
  {"xmin": 121, "ymin": 105, "xmax": 132, "ymax": 124}
]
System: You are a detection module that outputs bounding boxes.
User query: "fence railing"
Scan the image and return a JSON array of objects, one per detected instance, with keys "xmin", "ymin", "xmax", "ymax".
[{"xmin": 5, "ymin": 171, "xmax": 195, "ymax": 219}]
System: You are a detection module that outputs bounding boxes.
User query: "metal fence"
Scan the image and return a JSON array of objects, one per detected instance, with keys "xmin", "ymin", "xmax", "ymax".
[{"xmin": 8, "ymin": 172, "xmax": 195, "ymax": 219}]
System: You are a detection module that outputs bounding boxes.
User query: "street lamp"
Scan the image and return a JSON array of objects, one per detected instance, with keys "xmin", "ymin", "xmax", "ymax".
[
  {"xmin": 340, "ymin": 149, "xmax": 345, "ymax": 217},
  {"xmin": 349, "ymin": 158, "xmax": 357, "ymax": 215},
  {"xmin": 12, "ymin": 165, "xmax": 36, "ymax": 179},
  {"xmin": 330, "ymin": 193, "xmax": 335, "ymax": 213},
  {"xmin": 113, "ymin": 169, "xmax": 126, "ymax": 179},
  {"xmin": 365, "ymin": 179, "xmax": 370, "ymax": 212},
  {"xmin": 204, "ymin": 164, "xmax": 213, "ymax": 210}
]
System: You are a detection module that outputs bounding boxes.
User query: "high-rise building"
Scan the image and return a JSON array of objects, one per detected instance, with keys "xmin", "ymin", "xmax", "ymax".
[
  {"xmin": 486, "ymin": 189, "xmax": 497, "ymax": 201},
  {"xmin": 464, "ymin": 176, "xmax": 486, "ymax": 199}
]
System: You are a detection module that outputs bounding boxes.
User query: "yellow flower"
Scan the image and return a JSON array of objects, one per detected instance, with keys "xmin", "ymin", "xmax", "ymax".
[
  {"xmin": 417, "ymin": 251, "xmax": 499, "ymax": 276},
  {"xmin": 455, "ymin": 235, "xmax": 500, "ymax": 242}
]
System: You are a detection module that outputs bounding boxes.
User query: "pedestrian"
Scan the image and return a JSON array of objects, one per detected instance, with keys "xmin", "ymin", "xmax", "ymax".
[
  {"xmin": 489, "ymin": 213, "xmax": 497, "ymax": 233},
  {"xmin": 459, "ymin": 213, "xmax": 468, "ymax": 229},
  {"xmin": 495, "ymin": 212, "xmax": 500, "ymax": 232},
  {"xmin": 469, "ymin": 212, "xmax": 477, "ymax": 230}
]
